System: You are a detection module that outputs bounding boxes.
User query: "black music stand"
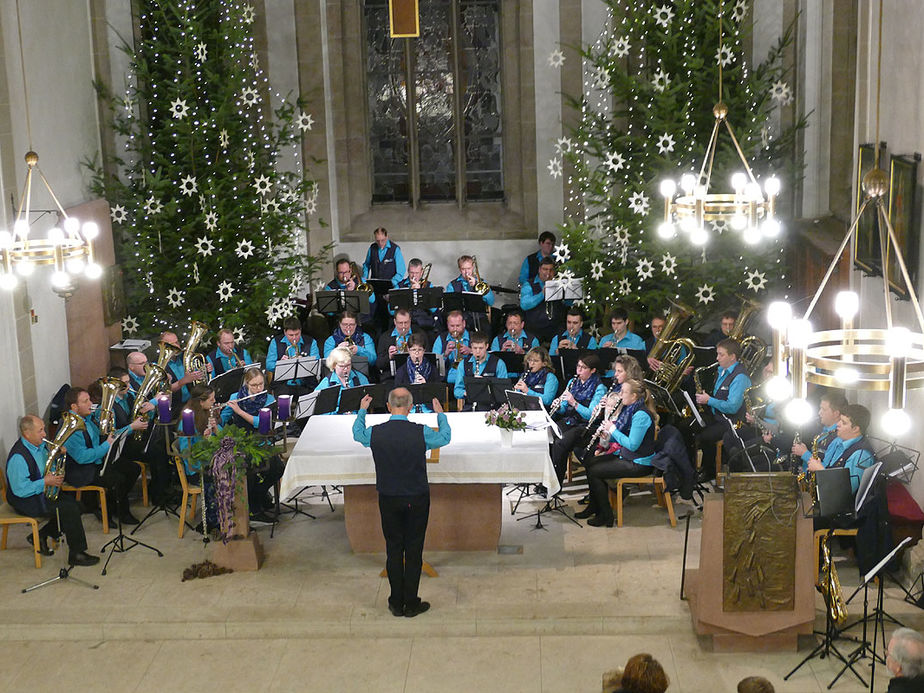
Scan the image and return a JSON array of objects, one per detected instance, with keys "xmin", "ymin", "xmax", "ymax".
[
  {"xmin": 462, "ymin": 376, "xmax": 510, "ymax": 410},
  {"xmin": 391, "ymin": 352, "xmax": 439, "ymax": 378},
  {"xmin": 644, "ymin": 379, "xmax": 683, "ymax": 419},
  {"xmin": 315, "ymin": 289, "xmax": 371, "ymax": 316},
  {"xmin": 556, "ymin": 350, "xmax": 581, "ymax": 380},
  {"xmin": 209, "ymin": 366, "xmax": 249, "ymax": 402},
  {"xmin": 273, "ymin": 357, "xmax": 320, "ymax": 384},
  {"xmin": 131, "ymin": 421, "xmax": 185, "ymax": 536},
  {"xmin": 399, "ymin": 382, "xmax": 449, "ymax": 410},
  {"xmin": 492, "ymin": 351, "xmax": 525, "ymax": 375},
  {"xmin": 98, "ymin": 430, "xmax": 164, "ymax": 575},
  {"xmin": 389, "ymin": 287, "xmax": 443, "ymax": 312},
  {"xmin": 594, "ymin": 347, "xmax": 621, "ymax": 371},
  {"xmin": 21, "ymin": 501, "xmax": 100, "ymax": 594},
  {"xmin": 337, "ymin": 384, "xmax": 388, "ymax": 414},
  {"xmin": 505, "ymin": 391, "xmax": 544, "ymax": 412}
]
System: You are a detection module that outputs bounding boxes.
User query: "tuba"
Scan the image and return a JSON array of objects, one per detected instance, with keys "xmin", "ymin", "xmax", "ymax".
[
  {"xmin": 730, "ymin": 297, "xmax": 767, "ymax": 378},
  {"xmin": 43, "ymin": 412, "xmax": 87, "ymax": 501},
  {"xmin": 96, "ymin": 377, "xmax": 124, "ymax": 436},
  {"xmin": 471, "ymin": 256, "xmax": 490, "ymax": 295},
  {"xmin": 350, "ymin": 262, "xmax": 373, "ymax": 294},
  {"xmin": 131, "ymin": 340, "xmax": 180, "ymax": 438},
  {"xmin": 651, "ymin": 337, "xmax": 697, "ymax": 393},
  {"xmin": 183, "ymin": 321, "xmax": 210, "ymax": 385},
  {"xmin": 648, "ymin": 301, "xmax": 694, "ymax": 362}
]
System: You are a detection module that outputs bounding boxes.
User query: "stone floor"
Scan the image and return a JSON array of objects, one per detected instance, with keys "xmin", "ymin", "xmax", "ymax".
[{"xmin": 0, "ymin": 487, "xmax": 921, "ymax": 692}]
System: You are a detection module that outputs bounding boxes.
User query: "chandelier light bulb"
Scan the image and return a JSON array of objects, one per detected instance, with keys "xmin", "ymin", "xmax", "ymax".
[
  {"xmin": 731, "ymin": 214, "xmax": 747, "ymax": 231},
  {"xmin": 689, "ymin": 226, "xmax": 709, "ymax": 246},
  {"xmin": 657, "ymin": 221, "xmax": 676, "ymax": 239},
  {"xmin": 82, "ymin": 221, "xmax": 100, "ymax": 240},
  {"xmin": 764, "ymin": 374, "xmax": 792, "ymax": 402},
  {"xmin": 693, "ymin": 184, "xmax": 707, "ymax": 199},
  {"xmin": 788, "ymin": 319, "xmax": 814, "ymax": 348},
  {"xmin": 67, "ymin": 257, "xmax": 86, "ymax": 275},
  {"xmin": 886, "ymin": 326, "xmax": 912, "ymax": 357},
  {"xmin": 16, "ymin": 260, "xmax": 34, "ymax": 277},
  {"xmin": 742, "ymin": 225, "xmax": 762, "ymax": 245},
  {"xmin": 680, "ymin": 173, "xmax": 697, "ymax": 194},
  {"xmin": 660, "ymin": 179, "xmax": 676, "ymax": 197},
  {"xmin": 834, "ymin": 366, "xmax": 859, "ymax": 385},
  {"xmin": 881, "ymin": 408, "xmax": 912, "ymax": 436},
  {"xmin": 764, "ymin": 176, "xmax": 781, "ymax": 196},
  {"xmin": 0, "ymin": 230, "xmax": 12, "ymax": 249},
  {"xmin": 47, "ymin": 227, "xmax": 65, "ymax": 245},
  {"xmin": 679, "ymin": 216, "xmax": 697, "ymax": 234},
  {"xmin": 84, "ymin": 262, "xmax": 103, "ymax": 279},
  {"xmin": 731, "ymin": 172, "xmax": 747, "ymax": 193},
  {"xmin": 767, "ymin": 301, "xmax": 792, "ymax": 329},
  {"xmin": 63, "ymin": 216, "xmax": 80, "ymax": 234},
  {"xmin": 13, "ymin": 219, "xmax": 28, "ymax": 238},
  {"xmin": 745, "ymin": 182, "xmax": 762, "ymax": 201},
  {"xmin": 50, "ymin": 270, "xmax": 71, "ymax": 288},
  {"xmin": 762, "ymin": 218, "xmax": 781, "ymax": 238},
  {"xmin": 0, "ymin": 272, "xmax": 18, "ymax": 291},
  {"xmin": 785, "ymin": 398, "xmax": 813, "ymax": 425},
  {"xmin": 834, "ymin": 291, "xmax": 859, "ymax": 319}
]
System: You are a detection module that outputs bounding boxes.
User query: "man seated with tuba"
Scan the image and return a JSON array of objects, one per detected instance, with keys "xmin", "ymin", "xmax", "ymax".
[
  {"xmin": 266, "ymin": 316, "xmax": 321, "ymax": 402},
  {"xmin": 645, "ymin": 314, "xmax": 667, "ymax": 353},
  {"xmin": 432, "ymin": 310, "xmax": 472, "ymax": 385},
  {"xmin": 207, "ymin": 328, "xmax": 252, "ymax": 377},
  {"xmin": 62, "ymin": 387, "xmax": 144, "ymax": 526},
  {"xmin": 5, "ymin": 415, "xmax": 99, "ymax": 566},
  {"xmin": 550, "ymin": 307, "xmax": 598, "ymax": 356},
  {"xmin": 704, "ymin": 310, "xmax": 737, "ymax": 348},
  {"xmin": 445, "ymin": 255, "xmax": 495, "ymax": 332},
  {"xmin": 391, "ymin": 258, "xmax": 438, "ymax": 335},
  {"xmin": 375, "ymin": 309, "xmax": 419, "ymax": 378},
  {"xmin": 160, "ymin": 330, "xmax": 206, "ymax": 408}
]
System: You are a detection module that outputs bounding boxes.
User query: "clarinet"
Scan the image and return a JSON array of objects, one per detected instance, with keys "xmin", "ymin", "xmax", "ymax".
[{"xmin": 548, "ymin": 377, "xmax": 576, "ymax": 413}]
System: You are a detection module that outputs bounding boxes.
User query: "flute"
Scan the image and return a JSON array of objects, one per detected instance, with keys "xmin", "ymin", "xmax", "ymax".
[{"xmin": 217, "ymin": 389, "xmax": 268, "ymax": 408}]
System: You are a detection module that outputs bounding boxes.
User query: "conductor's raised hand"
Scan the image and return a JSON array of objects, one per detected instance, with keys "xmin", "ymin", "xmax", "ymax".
[
  {"xmin": 431, "ymin": 398, "xmax": 444, "ymax": 413},
  {"xmin": 359, "ymin": 394, "xmax": 374, "ymax": 411}
]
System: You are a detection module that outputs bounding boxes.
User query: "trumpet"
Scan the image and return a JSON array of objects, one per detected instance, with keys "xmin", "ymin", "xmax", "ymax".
[
  {"xmin": 43, "ymin": 412, "xmax": 87, "ymax": 501},
  {"xmin": 471, "ymin": 256, "xmax": 490, "ymax": 295}
]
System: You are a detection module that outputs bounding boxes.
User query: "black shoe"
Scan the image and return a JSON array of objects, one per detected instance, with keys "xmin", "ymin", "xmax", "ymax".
[
  {"xmin": 586, "ymin": 515, "xmax": 614, "ymax": 528},
  {"xmin": 118, "ymin": 513, "xmax": 140, "ymax": 526},
  {"xmin": 534, "ymin": 484, "xmax": 548, "ymax": 497},
  {"xmin": 696, "ymin": 470, "xmax": 715, "ymax": 484},
  {"xmin": 404, "ymin": 601, "xmax": 430, "ymax": 618},
  {"xmin": 574, "ymin": 508, "xmax": 595, "ymax": 520},
  {"xmin": 68, "ymin": 551, "xmax": 100, "ymax": 567},
  {"xmin": 388, "ymin": 602, "xmax": 404, "ymax": 617},
  {"xmin": 249, "ymin": 511, "xmax": 275, "ymax": 527},
  {"xmin": 578, "ymin": 494, "xmax": 590, "ymax": 505},
  {"xmin": 27, "ymin": 533, "xmax": 54, "ymax": 556}
]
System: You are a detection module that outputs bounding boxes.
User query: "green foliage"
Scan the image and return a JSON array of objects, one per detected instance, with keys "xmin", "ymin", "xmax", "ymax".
[
  {"xmin": 187, "ymin": 424, "xmax": 274, "ymax": 482},
  {"xmin": 558, "ymin": 0, "xmax": 807, "ymax": 328},
  {"xmin": 86, "ymin": 0, "xmax": 331, "ymax": 354}
]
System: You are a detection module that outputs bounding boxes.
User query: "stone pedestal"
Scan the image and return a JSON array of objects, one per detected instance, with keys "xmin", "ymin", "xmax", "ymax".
[{"xmin": 211, "ymin": 479, "xmax": 264, "ymax": 571}]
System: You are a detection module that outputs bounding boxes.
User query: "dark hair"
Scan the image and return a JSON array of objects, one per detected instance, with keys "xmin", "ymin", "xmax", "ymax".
[
  {"xmin": 87, "ymin": 381, "xmax": 103, "ymax": 405},
  {"xmin": 578, "ymin": 352, "xmax": 600, "ymax": 372},
  {"xmin": 470, "ymin": 330, "xmax": 490, "ymax": 346},
  {"xmin": 338, "ymin": 310, "xmax": 359, "ymax": 324},
  {"xmin": 538, "ymin": 231, "xmax": 556, "ymax": 244},
  {"xmin": 566, "ymin": 306, "xmax": 584, "ymax": 319},
  {"xmin": 65, "ymin": 387, "xmax": 88, "ymax": 411},
  {"xmin": 335, "ymin": 257, "xmax": 351, "ymax": 270},
  {"xmin": 539, "ymin": 257, "xmax": 555, "ymax": 267},
  {"xmin": 394, "ymin": 308, "xmax": 411, "ymax": 319},
  {"xmin": 842, "ymin": 404, "xmax": 871, "ymax": 435},
  {"xmin": 282, "ymin": 316, "xmax": 301, "ymax": 332},
  {"xmin": 505, "ymin": 309, "xmax": 525, "ymax": 323},
  {"xmin": 717, "ymin": 337, "xmax": 741, "ymax": 358},
  {"xmin": 374, "ymin": 226, "xmax": 388, "ymax": 237},
  {"xmin": 610, "ymin": 306, "xmax": 629, "ymax": 322},
  {"xmin": 737, "ymin": 676, "xmax": 775, "ymax": 693},
  {"xmin": 721, "ymin": 310, "xmax": 738, "ymax": 321},
  {"xmin": 108, "ymin": 366, "xmax": 129, "ymax": 380},
  {"xmin": 187, "ymin": 384, "xmax": 216, "ymax": 434},
  {"xmin": 408, "ymin": 257, "xmax": 423, "ymax": 268},
  {"xmin": 620, "ymin": 653, "xmax": 669, "ymax": 693},
  {"xmin": 820, "ymin": 391, "xmax": 849, "ymax": 414},
  {"xmin": 408, "ymin": 333, "xmax": 428, "ymax": 349}
]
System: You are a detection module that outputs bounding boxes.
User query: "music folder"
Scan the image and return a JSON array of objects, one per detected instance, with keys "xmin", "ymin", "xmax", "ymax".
[
  {"xmin": 337, "ymin": 384, "xmax": 388, "ymax": 414},
  {"xmin": 505, "ymin": 390, "xmax": 544, "ymax": 412},
  {"xmin": 210, "ymin": 366, "xmax": 248, "ymax": 402},
  {"xmin": 544, "ymin": 278, "xmax": 584, "ymax": 302},
  {"xmin": 297, "ymin": 387, "xmax": 340, "ymax": 418},
  {"xmin": 388, "ymin": 287, "xmax": 443, "ymax": 311},
  {"xmin": 681, "ymin": 390, "xmax": 705, "ymax": 427},
  {"xmin": 814, "ymin": 467, "xmax": 854, "ymax": 519},
  {"xmin": 463, "ymin": 376, "xmax": 509, "ymax": 407},
  {"xmin": 367, "ymin": 278, "xmax": 394, "ymax": 296},
  {"xmin": 396, "ymin": 382, "xmax": 449, "ymax": 408},
  {"xmin": 101, "ymin": 429, "xmax": 131, "ymax": 477},
  {"xmin": 644, "ymin": 379, "xmax": 683, "ymax": 417},
  {"xmin": 492, "ymin": 350, "xmax": 525, "ymax": 374},
  {"xmin": 442, "ymin": 291, "xmax": 487, "ymax": 314},
  {"xmin": 274, "ymin": 356, "xmax": 320, "ymax": 383},
  {"xmin": 315, "ymin": 289, "xmax": 371, "ymax": 316}
]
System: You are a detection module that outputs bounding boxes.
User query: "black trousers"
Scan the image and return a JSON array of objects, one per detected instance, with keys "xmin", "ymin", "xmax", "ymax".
[
  {"xmin": 138, "ymin": 426, "xmax": 174, "ymax": 506},
  {"xmin": 585, "ymin": 456, "xmax": 652, "ymax": 522},
  {"xmin": 695, "ymin": 418, "xmax": 733, "ymax": 478},
  {"xmin": 378, "ymin": 492, "xmax": 430, "ymax": 610},
  {"xmin": 247, "ymin": 455, "xmax": 284, "ymax": 513},
  {"xmin": 29, "ymin": 494, "xmax": 88, "ymax": 555},
  {"xmin": 549, "ymin": 422, "xmax": 587, "ymax": 485}
]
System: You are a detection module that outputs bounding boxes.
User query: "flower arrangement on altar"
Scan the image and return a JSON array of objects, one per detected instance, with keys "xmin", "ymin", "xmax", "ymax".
[{"xmin": 484, "ymin": 404, "xmax": 527, "ymax": 432}]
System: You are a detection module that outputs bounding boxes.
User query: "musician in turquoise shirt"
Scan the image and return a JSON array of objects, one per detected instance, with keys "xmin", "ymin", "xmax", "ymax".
[{"xmin": 805, "ymin": 404, "xmax": 875, "ymax": 493}]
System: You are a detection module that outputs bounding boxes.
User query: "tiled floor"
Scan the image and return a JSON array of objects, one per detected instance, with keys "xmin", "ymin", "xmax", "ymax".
[{"xmin": 0, "ymin": 488, "xmax": 920, "ymax": 692}]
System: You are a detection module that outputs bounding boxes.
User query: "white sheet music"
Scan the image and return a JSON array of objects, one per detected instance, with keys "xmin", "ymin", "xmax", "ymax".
[{"xmin": 682, "ymin": 391, "xmax": 705, "ymax": 427}]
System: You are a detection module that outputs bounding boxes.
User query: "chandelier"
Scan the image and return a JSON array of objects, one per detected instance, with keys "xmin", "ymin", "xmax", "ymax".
[
  {"xmin": 0, "ymin": 0, "xmax": 100, "ymax": 298},
  {"xmin": 763, "ymin": 0, "xmax": 921, "ymax": 437},
  {"xmin": 657, "ymin": 2, "xmax": 781, "ymax": 247}
]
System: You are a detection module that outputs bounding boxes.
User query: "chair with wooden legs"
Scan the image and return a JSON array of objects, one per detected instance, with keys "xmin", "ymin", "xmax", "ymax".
[
  {"xmin": 134, "ymin": 461, "xmax": 150, "ymax": 507},
  {"xmin": 61, "ymin": 484, "xmax": 109, "ymax": 534},
  {"xmin": 0, "ymin": 475, "xmax": 44, "ymax": 568},
  {"xmin": 608, "ymin": 475, "xmax": 677, "ymax": 528},
  {"xmin": 173, "ymin": 454, "xmax": 202, "ymax": 539}
]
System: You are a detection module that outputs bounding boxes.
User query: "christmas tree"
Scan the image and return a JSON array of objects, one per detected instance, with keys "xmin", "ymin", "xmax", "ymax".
[
  {"xmin": 551, "ymin": 0, "xmax": 806, "ymax": 328},
  {"xmin": 87, "ymin": 0, "xmax": 329, "ymax": 352}
]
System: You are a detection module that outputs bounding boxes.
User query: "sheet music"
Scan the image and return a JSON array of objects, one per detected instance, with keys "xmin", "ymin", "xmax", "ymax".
[
  {"xmin": 294, "ymin": 391, "xmax": 320, "ymax": 418},
  {"xmin": 682, "ymin": 391, "xmax": 705, "ymax": 427},
  {"xmin": 101, "ymin": 429, "xmax": 130, "ymax": 476}
]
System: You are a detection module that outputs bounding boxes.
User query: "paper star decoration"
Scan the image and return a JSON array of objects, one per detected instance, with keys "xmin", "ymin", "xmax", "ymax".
[
  {"xmin": 217, "ymin": 280, "xmax": 234, "ymax": 303},
  {"xmin": 653, "ymin": 4, "xmax": 674, "ymax": 28},
  {"xmin": 732, "ymin": 0, "xmax": 748, "ymax": 23},
  {"xmin": 204, "ymin": 210, "xmax": 218, "ymax": 231},
  {"xmin": 656, "ymin": 133, "xmax": 675, "ymax": 155},
  {"xmin": 611, "ymin": 36, "xmax": 630, "ymax": 58},
  {"xmin": 253, "ymin": 174, "xmax": 272, "ymax": 196},
  {"xmin": 170, "ymin": 98, "xmax": 189, "ymax": 120},
  {"xmin": 605, "ymin": 151, "xmax": 625, "ymax": 173},
  {"xmin": 265, "ymin": 298, "xmax": 294, "ymax": 325},
  {"xmin": 262, "ymin": 198, "xmax": 281, "ymax": 215},
  {"xmin": 232, "ymin": 327, "xmax": 246, "ymax": 343},
  {"xmin": 179, "ymin": 175, "xmax": 198, "ymax": 196},
  {"xmin": 110, "ymin": 204, "xmax": 127, "ymax": 224},
  {"xmin": 613, "ymin": 226, "xmax": 630, "ymax": 245},
  {"xmin": 167, "ymin": 287, "xmax": 184, "ymax": 308},
  {"xmin": 628, "ymin": 191, "xmax": 650, "ymax": 216},
  {"xmin": 696, "ymin": 284, "xmax": 716, "ymax": 305},
  {"xmin": 590, "ymin": 260, "xmax": 605, "ymax": 280},
  {"xmin": 547, "ymin": 49, "xmax": 565, "ymax": 68},
  {"xmin": 242, "ymin": 4, "xmax": 256, "ymax": 23},
  {"xmin": 552, "ymin": 243, "xmax": 571, "ymax": 263},
  {"xmin": 194, "ymin": 236, "xmax": 215, "ymax": 257},
  {"xmin": 194, "ymin": 43, "xmax": 207, "ymax": 63},
  {"xmin": 660, "ymin": 253, "xmax": 677, "ymax": 276},
  {"xmin": 235, "ymin": 239, "xmax": 255, "ymax": 259},
  {"xmin": 715, "ymin": 45, "xmax": 734, "ymax": 68},
  {"xmin": 305, "ymin": 198, "xmax": 318, "ymax": 215},
  {"xmin": 592, "ymin": 65, "xmax": 610, "ymax": 90},
  {"xmin": 121, "ymin": 315, "xmax": 139, "ymax": 335},
  {"xmin": 554, "ymin": 137, "xmax": 573, "ymax": 156},
  {"xmin": 652, "ymin": 69, "xmax": 671, "ymax": 93},
  {"xmin": 219, "ymin": 129, "xmax": 230, "ymax": 149},
  {"xmin": 711, "ymin": 220, "xmax": 727, "ymax": 234},
  {"xmin": 241, "ymin": 87, "xmax": 259, "ymax": 107},
  {"xmin": 617, "ymin": 278, "xmax": 632, "ymax": 296},
  {"xmin": 198, "ymin": 194, "xmax": 207, "ymax": 209},
  {"xmin": 122, "ymin": 97, "xmax": 133, "ymax": 112},
  {"xmin": 636, "ymin": 258, "xmax": 654, "ymax": 281},
  {"xmin": 547, "ymin": 158, "xmax": 563, "ymax": 179},
  {"xmin": 745, "ymin": 269, "xmax": 768, "ymax": 293},
  {"xmin": 297, "ymin": 111, "xmax": 315, "ymax": 131},
  {"xmin": 143, "ymin": 195, "xmax": 163, "ymax": 216},
  {"xmin": 770, "ymin": 80, "xmax": 793, "ymax": 106},
  {"xmin": 558, "ymin": 269, "xmax": 575, "ymax": 286},
  {"xmin": 192, "ymin": 262, "xmax": 200, "ymax": 284}
]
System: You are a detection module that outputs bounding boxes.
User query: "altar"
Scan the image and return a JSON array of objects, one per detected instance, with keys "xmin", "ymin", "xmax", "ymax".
[{"xmin": 280, "ymin": 412, "xmax": 559, "ymax": 552}]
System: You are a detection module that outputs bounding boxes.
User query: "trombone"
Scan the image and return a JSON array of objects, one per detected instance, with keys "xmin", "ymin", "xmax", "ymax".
[
  {"xmin": 350, "ymin": 261, "xmax": 373, "ymax": 294},
  {"xmin": 471, "ymin": 256, "xmax": 490, "ymax": 295}
]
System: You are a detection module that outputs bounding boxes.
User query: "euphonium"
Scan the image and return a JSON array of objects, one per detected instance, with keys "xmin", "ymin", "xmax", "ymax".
[
  {"xmin": 131, "ymin": 340, "xmax": 179, "ymax": 439},
  {"xmin": 818, "ymin": 532, "xmax": 848, "ymax": 626},
  {"xmin": 43, "ymin": 412, "xmax": 87, "ymax": 501},
  {"xmin": 350, "ymin": 261, "xmax": 373, "ymax": 294},
  {"xmin": 651, "ymin": 337, "xmax": 697, "ymax": 393},
  {"xmin": 183, "ymin": 321, "xmax": 210, "ymax": 384},
  {"xmin": 471, "ymin": 256, "xmax": 490, "ymax": 295},
  {"xmin": 648, "ymin": 301, "xmax": 694, "ymax": 362},
  {"xmin": 96, "ymin": 376, "xmax": 124, "ymax": 436},
  {"xmin": 730, "ymin": 297, "xmax": 767, "ymax": 378}
]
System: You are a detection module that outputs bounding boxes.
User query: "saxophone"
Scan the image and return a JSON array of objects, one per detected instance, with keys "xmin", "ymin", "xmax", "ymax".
[{"xmin": 818, "ymin": 531, "xmax": 848, "ymax": 626}]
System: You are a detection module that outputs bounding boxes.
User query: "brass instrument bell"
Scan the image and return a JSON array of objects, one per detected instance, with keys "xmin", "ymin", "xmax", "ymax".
[{"xmin": 43, "ymin": 412, "xmax": 87, "ymax": 501}]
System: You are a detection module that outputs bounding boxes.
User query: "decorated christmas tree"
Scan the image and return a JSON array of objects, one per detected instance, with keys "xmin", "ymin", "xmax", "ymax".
[
  {"xmin": 551, "ymin": 0, "xmax": 806, "ymax": 329},
  {"xmin": 88, "ymin": 0, "xmax": 329, "ymax": 352}
]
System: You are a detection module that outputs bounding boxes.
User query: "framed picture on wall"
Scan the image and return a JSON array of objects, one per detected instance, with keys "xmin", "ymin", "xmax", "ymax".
[
  {"xmin": 886, "ymin": 153, "xmax": 920, "ymax": 298},
  {"xmin": 853, "ymin": 142, "xmax": 887, "ymax": 275},
  {"xmin": 102, "ymin": 264, "xmax": 126, "ymax": 327}
]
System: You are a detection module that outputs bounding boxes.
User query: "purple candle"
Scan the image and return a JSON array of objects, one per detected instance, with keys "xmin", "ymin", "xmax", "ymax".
[
  {"xmin": 157, "ymin": 395, "xmax": 171, "ymax": 424},
  {"xmin": 258, "ymin": 408, "xmax": 272, "ymax": 434},
  {"xmin": 181, "ymin": 408, "xmax": 195, "ymax": 435},
  {"xmin": 277, "ymin": 395, "xmax": 292, "ymax": 421}
]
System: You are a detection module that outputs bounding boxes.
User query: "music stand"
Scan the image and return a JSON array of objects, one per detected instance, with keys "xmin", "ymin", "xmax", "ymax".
[
  {"xmin": 131, "ymin": 421, "xmax": 185, "ymax": 536},
  {"xmin": 556, "ymin": 350, "xmax": 581, "ymax": 380},
  {"xmin": 274, "ymin": 357, "xmax": 320, "ymax": 383},
  {"xmin": 505, "ymin": 391, "xmax": 544, "ymax": 412},
  {"xmin": 544, "ymin": 278, "xmax": 583, "ymax": 302},
  {"xmin": 390, "ymin": 352, "xmax": 439, "ymax": 378},
  {"xmin": 595, "ymin": 347, "xmax": 621, "ymax": 371},
  {"xmin": 644, "ymin": 379, "xmax": 683, "ymax": 419},
  {"xmin": 209, "ymin": 366, "xmax": 247, "ymax": 403},
  {"xmin": 21, "ymin": 499, "xmax": 100, "ymax": 593},
  {"xmin": 99, "ymin": 430, "xmax": 164, "ymax": 575},
  {"xmin": 492, "ymin": 351, "xmax": 525, "ymax": 375},
  {"xmin": 623, "ymin": 348, "xmax": 650, "ymax": 375},
  {"xmin": 389, "ymin": 287, "xmax": 444, "ymax": 312},
  {"xmin": 400, "ymin": 382, "xmax": 449, "ymax": 409},
  {"xmin": 337, "ymin": 384, "xmax": 388, "ymax": 414},
  {"xmin": 315, "ymin": 289, "xmax": 371, "ymax": 315},
  {"xmin": 462, "ymin": 377, "xmax": 509, "ymax": 410},
  {"xmin": 442, "ymin": 291, "xmax": 488, "ymax": 315}
]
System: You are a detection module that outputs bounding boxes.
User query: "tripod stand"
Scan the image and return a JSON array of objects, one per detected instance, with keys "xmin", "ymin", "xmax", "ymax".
[
  {"xmin": 132, "ymin": 423, "xmax": 183, "ymax": 534},
  {"xmin": 515, "ymin": 491, "xmax": 581, "ymax": 530},
  {"xmin": 22, "ymin": 505, "xmax": 98, "ymax": 594},
  {"xmin": 99, "ymin": 491, "xmax": 163, "ymax": 576}
]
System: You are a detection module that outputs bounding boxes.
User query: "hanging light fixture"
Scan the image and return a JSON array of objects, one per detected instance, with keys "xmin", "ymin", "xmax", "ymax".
[
  {"xmin": 658, "ymin": 0, "xmax": 781, "ymax": 246},
  {"xmin": 0, "ymin": 0, "xmax": 100, "ymax": 298},
  {"xmin": 765, "ymin": 0, "xmax": 922, "ymax": 437}
]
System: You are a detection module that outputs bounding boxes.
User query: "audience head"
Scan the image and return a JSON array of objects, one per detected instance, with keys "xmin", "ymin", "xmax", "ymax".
[
  {"xmin": 737, "ymin": 677, "xmax": 774, "ymax": 693},
  {"xmin": 887, "ymin": 627, "xmax": 924, "ymax": 678},
  {"xmin": 620, "ymin": 653, "xmax": 669, "ymax": 693}
]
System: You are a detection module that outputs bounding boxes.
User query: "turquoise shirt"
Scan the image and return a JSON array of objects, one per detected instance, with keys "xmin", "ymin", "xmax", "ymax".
[
  {"xmin": 6, "ymin": 437, "xmax": 48, "ymax": 497},
  {"xmin": 352, "ymin": 411, "xmax": 451, "ymax": 449},
  {"xmin": 822, "ymin": 435, "xmax": 875, "ymax": 493}
]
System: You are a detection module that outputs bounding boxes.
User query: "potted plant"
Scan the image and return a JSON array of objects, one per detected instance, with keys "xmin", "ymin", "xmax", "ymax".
[{"xmin": 484, "ymin": 404, "xmax": 527, "ymax": 447}]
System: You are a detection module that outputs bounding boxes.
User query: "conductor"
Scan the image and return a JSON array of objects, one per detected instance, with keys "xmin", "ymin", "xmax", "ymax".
[{"xmin": 352, "ymin": 388, "xmax": 451, "ymax": 618}]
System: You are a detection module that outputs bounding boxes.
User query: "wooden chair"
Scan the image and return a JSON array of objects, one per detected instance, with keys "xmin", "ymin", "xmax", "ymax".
[
  {"xmin": 0, "ymin": 475, "xmax": 43, "ymax": 568},
  {"xmin": 61, "ymin": 484, "xmax": 109, "ymax": 534},
  {"xmin": 173, "ymin": 454, "xmax": 202, "ymax": 539},
  {"xmin": 608, "ymin": 476, "xmax": 677, "ymax": 528},
  {"xmin": 813, "ymin": 528, "xmax": 859, "ymax": 583},
  {"xmin": 134, "ymin": 461, "xmax": 150, "ymax": 507}
]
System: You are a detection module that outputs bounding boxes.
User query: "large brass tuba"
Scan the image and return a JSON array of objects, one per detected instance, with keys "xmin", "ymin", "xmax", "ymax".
[
  {"xmin": 730, "ymin": 297, "xmax": 767, "ymax": 378},
  {"xmin": 648, "ymin": 301, "xmax": 694, "ymax": 362},
  {"xmin": 96, "ymin": 376, "xmax": 125, "ymax": 436},
  {"xmin": 130, "ymin": 340, "xmax": 180, "ymax": 438},
  {"xmin": 350, "ymin": 262, "xmax": 373, "ymax": 294},
  {"xmin": 183, "ymin": 321, "xmax": 210, "ymax": 384},
  {"xmin": 651, "ymin": 337, "xmax": 698, "ymax": 393},
  {"xmin": 471, "ymin": 256, "xmax": 490, "ymax": 295},
  {"xmin": 43, "ymin": 412, "xmax": 87, "ymax": 501}
]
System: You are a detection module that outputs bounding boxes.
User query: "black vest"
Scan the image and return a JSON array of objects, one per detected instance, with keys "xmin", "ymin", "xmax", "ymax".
[
  {"xmin": 208, "ymin": 346, "xmax": 246, "ymax": 376},
  {"xmin": 712, "ymin": 362, "xmax": 748, "ymax": 421},
  {"xmin": 523, "ymin": 278, "xmax": 553, "ymax": 329},
  {"xmin": 557, "ymin": 330, "xmax": 592, "ymax": 350},
  {"xmin": 369, "ymin": 419, "xmax": 428, "ymax": 496},
  {"xmin": 368, "ymin": 242, "xmax": 399, "ymax": 280},
  {"xmin": 619, "ymin": 412, "xmax": 657, "ymax": 462},
  {"xmin": 525, "ymin": 253, "xmax": 542, "ymax": 282},
  {"xmin": 5, "ymin": 439, "xmax": 46, "ymax": 517},
  {"xmin": 463, "ymin": 354, "xmax": 502, "ymax": 379},
  {"xmin": 830, "ymin": 438, "xmax": 875, "ymax": 470}
]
